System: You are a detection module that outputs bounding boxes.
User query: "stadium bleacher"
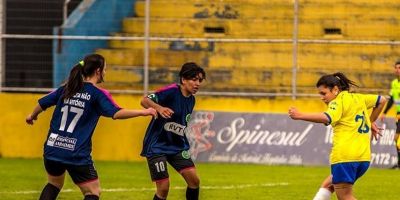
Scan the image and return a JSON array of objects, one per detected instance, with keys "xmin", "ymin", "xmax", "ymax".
[{"xmin": 98, "ymin": 0, "xmax": 400, "ymax": 93}]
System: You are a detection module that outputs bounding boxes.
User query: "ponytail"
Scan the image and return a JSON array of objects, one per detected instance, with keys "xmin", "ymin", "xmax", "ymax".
[
  {"xmin": 62, "ymin": 54, "xmax": 105, "ymax": 100},
  {"xmin": 316, "ymin": 72, "xmax": 358, "ymax": 91},
  {"xmin": 63, "ymin": 63, "xmax": 84, "ymax": 100}
]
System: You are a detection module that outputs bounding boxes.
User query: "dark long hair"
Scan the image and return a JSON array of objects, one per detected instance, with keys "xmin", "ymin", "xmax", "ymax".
[
  {"xmin": 316, "ymin": 72, "xmax": 358, "ymax": 91},
  {"xmin": 62, "ymin": 54, "xmax": 105, "ymax": 99}
]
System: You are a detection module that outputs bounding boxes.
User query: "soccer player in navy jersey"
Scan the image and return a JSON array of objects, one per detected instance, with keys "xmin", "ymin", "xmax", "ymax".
[
  {"xmin": 26, "ymin": 54, "xmax": 157, "ymax": 200},
  {"xmin": 140, "ymin": 62, "xmax": 206, "ymax": 200}
]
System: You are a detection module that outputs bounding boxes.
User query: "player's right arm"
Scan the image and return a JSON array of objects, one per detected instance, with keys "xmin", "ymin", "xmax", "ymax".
[
  {"xmin": 141, "ymin": 95, "xmax": 174, "ymax": 119},
  {"xmin": 26, "ymin": 87, "xmax": 63, "ymax": 125},
  {"xmin": 288, "ymin": 107, "xmax": 330, "ymax": 124},
  {"xmin": 113, "ymin": 108, "xmax": 157, "ymax": 119},
  {"xmin": 26, "ymin": 104, "xmax": 44, "ymax": 125}
]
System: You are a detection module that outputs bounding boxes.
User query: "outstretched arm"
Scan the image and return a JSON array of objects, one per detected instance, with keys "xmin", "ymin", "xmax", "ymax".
[
  {"xmin": 26, "ymin": 104, "xmax": 44, "ymax": 125},
  {"xmin": 370, "ymin": 96, "xmax": 387, "ymax": 122},
  {"xmin": 141, "ymin": 96, "xmax": 174, "ymax": 119},
  {"xmin": 113, "ymin": 108, "xmax": 157, "ymax": 119},
  {"xmin": 370, "ymin": 96, "xmax": 387, "ymax": 140},
  {"xmin": 288, "ymin": 107, "xmax": 330, "ymax": 124}
]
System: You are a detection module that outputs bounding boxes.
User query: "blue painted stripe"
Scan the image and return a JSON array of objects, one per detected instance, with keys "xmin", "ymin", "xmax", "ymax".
[{"xmin": 53, "ymin": 0, "xmax": 136, "ymax": 87}]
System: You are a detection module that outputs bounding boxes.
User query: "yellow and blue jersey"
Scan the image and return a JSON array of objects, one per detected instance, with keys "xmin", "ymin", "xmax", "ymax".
[{"xmin": 324, "ymin": 91, "xmax": 381, "ymax": 164}]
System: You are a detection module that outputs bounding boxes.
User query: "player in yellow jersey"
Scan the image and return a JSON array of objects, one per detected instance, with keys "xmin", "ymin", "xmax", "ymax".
[
  {"xmin": 288, "ymin": 72, "xmax": 386, "ymax": 200},
  {"xmin": 380, "ymin": 61, "xmax": 400, "ymax": 169}
]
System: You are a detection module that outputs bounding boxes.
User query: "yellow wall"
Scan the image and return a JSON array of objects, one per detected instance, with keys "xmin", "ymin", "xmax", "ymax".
[
  {"xmin": 0, "ymin": 93, "xmax": 151, "ymax": 161},
  {"xmin": 0, "ymin": 92, "xmax": 392, "ymax": 161}
]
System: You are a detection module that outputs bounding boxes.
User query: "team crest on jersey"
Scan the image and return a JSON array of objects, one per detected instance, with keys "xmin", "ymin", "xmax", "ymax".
[
  {"xmin": 182, "ymin": 150, "xmax": 191, "ymax": 159},
  {"xmin": 147, "ymin": 94, "xmax": 158, "ymax": 102},
  {"xmin": 329, "ymin": 102, "xmax": 337, "ymax": 110},
  {"xmin": 186, "ymin": 114, "xmax": 191, "ymax": 123}
]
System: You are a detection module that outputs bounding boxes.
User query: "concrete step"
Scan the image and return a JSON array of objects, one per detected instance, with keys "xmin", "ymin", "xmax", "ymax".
[
  {"xmin": 134, "ymin": 0, "xmax": 400, "ymax": 20},
  {"xmin": 97, "ymin": 47, "xmax": 400, "ymax": 71},
  {"xmin": 101, "ymin": 64, "xmax": 392, "ymax": 92},
  {"xmin": 122, "ymin": 18, "xmax": 400, "ymax": 40},
  {"xmin": 134, "ymin": 0, "xmax": 292, "ymax": 19}
]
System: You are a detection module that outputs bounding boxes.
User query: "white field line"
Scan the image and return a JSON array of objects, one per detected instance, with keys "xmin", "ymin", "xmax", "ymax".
[{"xmin": 0, "ymin": 182, "xmax": 289, "ymax": 194}]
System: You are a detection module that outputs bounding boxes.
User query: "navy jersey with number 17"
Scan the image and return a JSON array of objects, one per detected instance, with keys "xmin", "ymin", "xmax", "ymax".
[
  {"xmin": 141, "ymin": 83, "xmax": 195, "ymax": 157},
  {"xmin": 38, "ymin": 82, "xmax": 121, "ymax": 165}
]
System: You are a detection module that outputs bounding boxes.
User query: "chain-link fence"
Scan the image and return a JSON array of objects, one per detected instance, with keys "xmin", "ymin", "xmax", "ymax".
[{"xmin": 1, "ymin": 0, "xmax": 399, "ymax": 97}]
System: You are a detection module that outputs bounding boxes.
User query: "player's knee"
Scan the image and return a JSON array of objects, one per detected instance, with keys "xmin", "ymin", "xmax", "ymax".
[
  {"xmin": 47, "ymin": 174, "xmax": 65, "ymax": 189},
  {"xmin": 186, "ymin": 173, "xmax": 200, "ymax": 188},
  {"xmin": 191, "ymin": 176, "xmax": 200, "ymax": 188},
  {"xmin": 96, "ymin": 188, "xmax": 101, "ymax": 196},
  {"xmin": 156, "ymin": 181, "xmax": 170, "ymax": 196},
  {"xmin": 79, "ymin": 184, "xmax": 101, "ymax": 197},
  {"xmin": 48, "ymin": 180, "xmax": 64, "ymax": 189},
  {"xmin": 157, "ymin": 188, "xmax": 169, "ymax": 199},
  {"xmin": 86, "ymin": 188, "xmax": 101, "ymax": 197},
  {"xmin": 158, "ymin": 186, "xmax": 169, "ymax": 195}
]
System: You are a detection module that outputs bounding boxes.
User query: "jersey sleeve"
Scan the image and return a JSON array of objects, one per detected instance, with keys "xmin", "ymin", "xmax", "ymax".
[
  {"xmin": 324, "ymin": 99, "xmax": 342, "ymax": 125},
  {"xmin": 147, "ymin": 84, "xmax": 177, "ymax": 104},
  {"xmin": 38, "ymin": 87, "xmax": 63, "ymax": 110},
  {"xmin": 361, "ymin": 94, "xmax": 381, "ymax": 109},
  {"xmin": 96, "ymin": 89, "xmax": 121, "ymax": 118}
]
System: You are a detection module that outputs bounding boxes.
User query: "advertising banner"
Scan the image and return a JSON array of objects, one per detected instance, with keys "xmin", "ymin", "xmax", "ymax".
[{"xmin": 187, "ymin": 111, "xmax": 397, "ymax": 168}]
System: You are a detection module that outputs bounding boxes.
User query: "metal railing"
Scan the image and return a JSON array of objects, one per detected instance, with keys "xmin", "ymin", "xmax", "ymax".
[{"xmin": 0, "ymin": 33, "xmax": 399, "ymax": 96}]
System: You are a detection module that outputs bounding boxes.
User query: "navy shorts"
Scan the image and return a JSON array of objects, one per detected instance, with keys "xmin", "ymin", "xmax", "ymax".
[
  {"xmin": 146, "ymin": 150, "xmax": 195, "ymax": 182},
  {"xmin": 331, "ymin": 161, "xmax": 370, "ymax": 184},
  {"xmin": 44, "ymin": 158, "xmax": 98, "ymax": 184}
]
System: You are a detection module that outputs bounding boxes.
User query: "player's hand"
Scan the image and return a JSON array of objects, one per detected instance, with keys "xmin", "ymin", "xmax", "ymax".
[
  {"xmin": 145, "ymin": 108, "xmax": 158, "ymax": 118},
  {"xmin": 371, "ymin": 122, "xmax": 383, "ymax": 141},
  {"xmin": 288, "ymin": 107, "xmax": 301, "ymax": 120},
  {"xmin": 157, "ymin": 107, "xmax": 174, "ymax": 119},
  {"xmin": 26, "ymin": 114, "xmax": 37, "ymax": 125}
]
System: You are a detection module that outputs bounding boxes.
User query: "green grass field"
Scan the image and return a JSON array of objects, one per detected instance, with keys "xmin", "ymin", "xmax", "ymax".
[{"xmin": 0, "ymin": 158, "xmax": 398, "ymax": 200}]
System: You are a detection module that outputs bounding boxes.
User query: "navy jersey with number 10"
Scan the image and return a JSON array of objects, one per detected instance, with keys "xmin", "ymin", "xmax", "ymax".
[
  {"xmin": 38, "ymin": 82, "xmax": 121, "ymax": 165},
  {"xmin": 141, "ymin": 83, "xmax": 195, "ymax": 157}
]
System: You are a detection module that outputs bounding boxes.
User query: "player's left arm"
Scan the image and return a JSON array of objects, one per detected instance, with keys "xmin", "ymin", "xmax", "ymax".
[
  {"xmin": 367, "ymin": 95, "xmax": 387, "ymax": 140},
  {"xmin": 369, "ymin": 95, "xmax": 387, "ymax": 122}
]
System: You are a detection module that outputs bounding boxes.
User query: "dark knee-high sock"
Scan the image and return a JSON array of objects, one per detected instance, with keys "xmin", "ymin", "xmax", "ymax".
[
  {"xmin": 84, "ymin": 195, "xmax": 99, "ymax": 200},
  {"xmin": 153, "ymin": 194, "xmax": 166, "ymax": 200},
  {"xmin": 397, "ymin": 150, "xmax": 400, "ymax": 166},
  {"xmin": 39, "ymin": 183, "xmax": 60, "ymax": 200},
  {"xmin": 186, "ymin": 187, "xmax": 199, "ymax": 200}
]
